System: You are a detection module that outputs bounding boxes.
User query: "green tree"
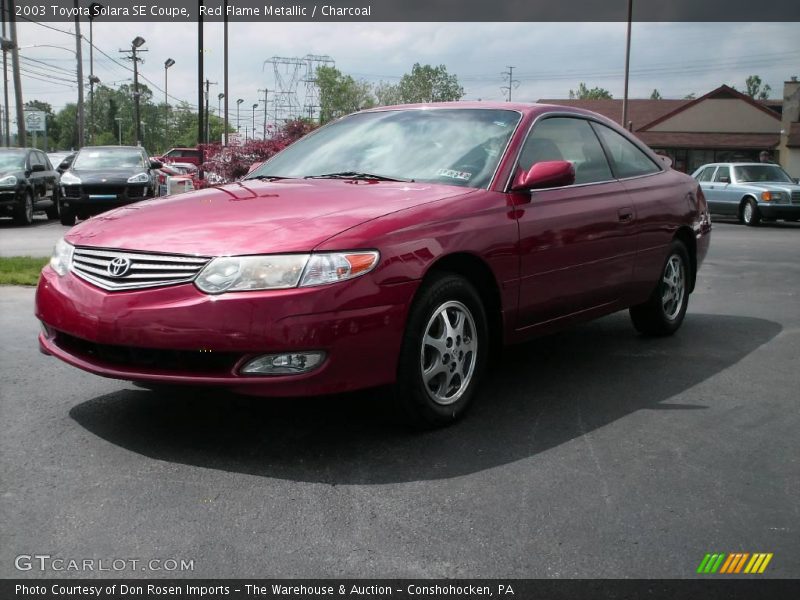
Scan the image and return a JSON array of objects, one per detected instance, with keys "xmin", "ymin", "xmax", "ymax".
[
  {"xmin": 744, "ymin": 75, "xmax": 771, "ymax": 100},
  {"xmin": 683, "ymin": 92, "xmax": 696, "ymax": 100},
  {"xmin": 650, "ymin": 89, "xmax": 662, "ymax": 100},
  {"xmin": 387, "ymin": 63, "xmax": 464, "ymax": 104},
  {"xmin": 316, "ymin": 66, "xmax": 375, "ymax": 124},
  {"xmin": 375, "ymin": 81, "xmax": 404, "ymax": 106},
  {"xmin": 568, "ymin": 83, "xmax": 613, "ymax": 100}
]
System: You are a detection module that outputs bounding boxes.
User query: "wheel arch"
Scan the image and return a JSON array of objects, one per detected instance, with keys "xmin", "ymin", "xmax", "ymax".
[
  {"xmin": 673, "ymin": 226, "xmax": 697, "ymax": 293},
  {"xmin": 421, "ymin": 252, "xmax": 504, "ymax": 353}
]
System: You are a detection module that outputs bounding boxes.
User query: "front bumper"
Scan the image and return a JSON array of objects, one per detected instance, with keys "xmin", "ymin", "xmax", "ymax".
[
  {"xmin": 36, "ymin": 267, "xmax": 417, "ymax": 396},
  {"xmin": 758, "ymin": 203, "xmax": 800, "ymax": 220},
  {"xmin": 61, "ymin": 184, "xmax": 152, "ymax": 212}
]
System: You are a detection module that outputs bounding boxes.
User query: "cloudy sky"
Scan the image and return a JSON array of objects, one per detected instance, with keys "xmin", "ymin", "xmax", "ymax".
[{"xmin": 9, "ymin": 20, "xmax": 800, "ymax": 130}]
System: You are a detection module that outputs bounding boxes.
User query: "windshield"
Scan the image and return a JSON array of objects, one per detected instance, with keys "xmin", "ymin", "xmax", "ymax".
[
  {"xmin": 73, "ymin": 148, "xmax": 146, "ymax": 170},
  {"xmin": 0, "ymin": 151, "xmax": 26, "ymax": 171},
  {"xmin": 734, "ymin": 164, "xmax": 794, "ymax": 184},
  {"xmin": 247, "ymin": 109, "xmax": 521, "ymax": 188}
]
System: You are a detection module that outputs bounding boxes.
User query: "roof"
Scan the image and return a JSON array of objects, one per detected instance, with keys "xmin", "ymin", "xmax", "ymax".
[
  {"xmin": 636, "ymin": 131, "xmax": 780, "ymax": 149},
  {"xmin": 535, "ymin": 98, "xmax": 688, "ymax": 130}
]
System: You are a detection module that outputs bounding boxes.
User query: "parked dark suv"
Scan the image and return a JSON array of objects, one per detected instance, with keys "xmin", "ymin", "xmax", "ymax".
[
  {"xmin": 0, "ymin": 147, "xmax": 60, "ymax": 225},
  {"xmin": 59, "ymin": 146, "xmax": 162, "ymax": 225}
]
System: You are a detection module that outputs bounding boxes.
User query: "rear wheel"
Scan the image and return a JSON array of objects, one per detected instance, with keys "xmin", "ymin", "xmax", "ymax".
[
  {"xmin": 13, "ymin": 191, "xmax": 34, "ymax": 226},
  {"xmin": 742, "ymin": 198, "xmax": 761, "ymax": 226},
  {"xmin": 629, "ymin": 240, "xmax": 690, "ymax": 336},
  {"xmin": 395, "ymin": 273, "xmax": 488, "ymax": 428}
]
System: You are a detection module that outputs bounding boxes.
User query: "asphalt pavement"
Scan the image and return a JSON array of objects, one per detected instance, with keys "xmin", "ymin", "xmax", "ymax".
[
  {"xmin": 1, "ymin": 221, "xmax": 798, "ymax": 578},
  {"xmin": 0, "ymin": 215, "xmax": 71, "ymax": 257}
]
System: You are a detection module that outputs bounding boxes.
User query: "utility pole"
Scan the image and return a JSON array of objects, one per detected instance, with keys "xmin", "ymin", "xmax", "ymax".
[
  {"xmin": 621, "ymin": 0, "xmax": 633, "ymax": 128},
  {"xmin": 258, "ymin": 88, "xmax": 268, "ymax": 138},
  {"xmin": 501, "ymin": 66, "xmax": 519, "ymax": 102},
  {"xmin": 88, "ymin": 3, "xmax": 102, "ymax": 145},
  {"xmin": 204, "ymin": 79, "xmax": 217, "ymax": 144},
  {"xmin": 197, "ymin": 1, "xmax": 204, "ymax": 146},
  {"xmin": 223, "ymin": 0, "xmax": 229, "ymax": 146},
  {"xmin": 120, "ymin": 36, "xmax": 146, "ymax": 146},
  {"xmin": 1, "ymin": 0, "xmax": 10, "ymax": 146},
  {"xmin": 251, "ymin": 103, "xmax": 258, "ymax": 138},
  {"xmin": 73, "ymin": 0, "xmax": 85, "ymax": 147},
  {"xmin": 8, "ymin": 0, "xmax": 24, "ymax": 145},
  {"xmin": 115, "ymin": 117, "xmax": 123, "ymax": 145}
]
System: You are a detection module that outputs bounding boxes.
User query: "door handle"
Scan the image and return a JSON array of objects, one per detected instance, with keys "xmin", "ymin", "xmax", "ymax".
[{"xmin": 618, "ymin": 208, "xmax": 634, "ymax": 224}]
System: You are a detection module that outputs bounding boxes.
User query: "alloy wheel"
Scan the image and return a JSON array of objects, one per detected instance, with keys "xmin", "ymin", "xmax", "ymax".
[
  {"xmin": 661, "ymin": 255, "xmax": 685, "ymax": 321},
  {"xmin": 420, "ymin": 300, "xmax": 478, "ymax": 405}
]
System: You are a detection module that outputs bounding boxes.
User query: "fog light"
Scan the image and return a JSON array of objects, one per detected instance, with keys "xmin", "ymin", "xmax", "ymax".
[{"xmin": 240, "ymin": 351, "xmax": 326, "ymax": 375}]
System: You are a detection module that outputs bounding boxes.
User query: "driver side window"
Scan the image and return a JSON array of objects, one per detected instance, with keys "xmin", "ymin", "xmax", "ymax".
[
  {"xmin": 713, "ymin": 166, "xmax": 730, "ymax": 183},
  {"xmin": 519, "ymin": 117, "xmax": 612, "ymax": 185}
]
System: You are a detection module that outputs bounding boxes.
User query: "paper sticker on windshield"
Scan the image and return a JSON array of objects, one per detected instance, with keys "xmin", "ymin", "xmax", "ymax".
[{"xmin": 437, "ymin": 168, "xmax": 472, "ymax": 181}]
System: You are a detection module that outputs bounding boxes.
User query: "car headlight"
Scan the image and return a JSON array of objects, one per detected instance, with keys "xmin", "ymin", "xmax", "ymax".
[
  {"xmin": 299, "ymin": 251, "xmax": 380, "ymax": 287},
  {"xmin": 760, "ymin": 191, "xmax": 784, "ymax": 202},
  {"xmin": 127, "ymin": 172, "xmax": 150, "ymax": 184},
  {"xmin": 60, "ymin": 171, "xmax": 81, "ymax": 185},
  {"xmin": 49, "ymin": 238, "xmax": 74, "ymax": 276},
  {"xmin": 194, "ymin": 251, "xmax": 380, "ymax": 294},
  {"xmin": 0, "ymin": 174, "xmax": 17, "ymax": 186}
]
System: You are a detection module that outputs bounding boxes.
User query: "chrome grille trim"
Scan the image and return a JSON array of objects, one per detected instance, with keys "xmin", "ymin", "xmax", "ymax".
[
  {"xmin": 71, "ymin": 247, "xmax": 211, "ymax": 291},
  {"xmin": 791, "ymin": 191, "xmax": 800, "ymax": 204}
]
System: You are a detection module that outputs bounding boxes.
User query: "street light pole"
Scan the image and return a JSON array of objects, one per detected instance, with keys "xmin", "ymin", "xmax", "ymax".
[
  {"xmin": 217, "ymin": 93, "xmax": 224, "ymax": 142},
  {"xmin": 236, "ymin": 98, "xmax": 243, "ymax": 132},
  {"xmin": 621, "ymin": 0, "xmax": 633, "ymax": 129},
  {"xmin": 252, "ymin": 103, "xmax": 258, "ymax": 139},
  {"xmin": 8, "ymin": 0, "xmax": 25, "ymax": 145},
  {"xmin": 164, "ymin": 58, "xmax": 174, "ymax": 150},
  {"xmin": 73, "ymin": 0, "xmax": 84, "ymax": 147},
  {"xmin": 88, "ymin": 3, "xmax": 103, "ymax": 145}
]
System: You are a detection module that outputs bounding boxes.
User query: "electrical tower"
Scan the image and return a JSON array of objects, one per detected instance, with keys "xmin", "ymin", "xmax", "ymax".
[
  {"xmin": 501, "ymin": 66, "xmax": 520, "ymax": 102},
  {"xmin": 302, "ymin": 54, "xmax": 335, "ymax": 121},
  {"xmin": 263, "ymin": 57, "xmax": 306, "ymax": 125}
]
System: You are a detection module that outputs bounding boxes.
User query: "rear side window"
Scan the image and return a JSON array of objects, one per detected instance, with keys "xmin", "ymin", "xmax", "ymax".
[
  {"xmin": 36, "ymin": 151, "xmax": 51, "ymax": 169},
  {"xmin": 713, "ymin": 166, "xmax": 730, "ymax": 182},
  {"xmin": 519, "ymin": 117, "xmax": 612, "ymax": 185},
  {"xmin": 696, "ymin": 166, "xmax": 716, "ymax": 182},
  {"xmin": 592, "ymin": 123, "xmax": 661, "ymax": 179},
  {"xmin": 28, "ymin": 151, "xmax": 43, "ymax": 169}
]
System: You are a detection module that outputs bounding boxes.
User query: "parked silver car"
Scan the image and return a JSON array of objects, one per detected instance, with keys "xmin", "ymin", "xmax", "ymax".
[{"xmin": 691, "ymin": 162, "xmax": 800, "ymax": 226}]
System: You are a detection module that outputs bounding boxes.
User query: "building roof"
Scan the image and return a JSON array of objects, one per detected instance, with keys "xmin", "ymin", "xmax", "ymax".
[
  {"xmin": 635, "ymin": 131, "xmax": 780, "ymax": 149},
  {"xmin": 535, "ymin": 98, "xmax": 689, "ymax": 131}
]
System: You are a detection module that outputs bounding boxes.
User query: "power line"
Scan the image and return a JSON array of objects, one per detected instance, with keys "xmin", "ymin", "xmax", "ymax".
[{"xmin": 500, "ymin": 66, "xmax": 519, "ymax": 102}]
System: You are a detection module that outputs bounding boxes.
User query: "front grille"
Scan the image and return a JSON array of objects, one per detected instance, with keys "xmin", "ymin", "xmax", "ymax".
[
  {"xmin": 71, "ymin": 247, "xmax": 210, "ymax": 291},
  {"xmin": 83, "ymin": 185, "xmax": 123, "ymax": 197},
  {"xmin": 55, "ymin": 331, "xmax": 239, "ymax": 375},
  {"xmin": 792, "ymin": 191, "xmax": 800, "ymax": 204}
]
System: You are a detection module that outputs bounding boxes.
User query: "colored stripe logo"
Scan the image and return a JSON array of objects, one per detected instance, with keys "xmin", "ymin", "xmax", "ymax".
[{"xmin": 697, "ymin": 553, "xmax": 773, "ymax": 574}]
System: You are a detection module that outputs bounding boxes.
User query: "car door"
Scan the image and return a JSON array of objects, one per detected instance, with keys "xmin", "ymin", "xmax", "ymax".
[
  {"xmin": 695, "ymin": 166, "xmax": 720, "ymax": 212},
  {"xmin": 36, "ymin": 151, "xmax": 56, "ymax": 201},
  {"xmin": 513, "ymin": 116, "xmax": 638, "ymax": 330},
  {"xmin": 26, "ymin": 151, "xmax": 47, "ymax": 206},
  {"xmin": 707, "ymin": 165, "xmax": 739, "ymax": 216}
]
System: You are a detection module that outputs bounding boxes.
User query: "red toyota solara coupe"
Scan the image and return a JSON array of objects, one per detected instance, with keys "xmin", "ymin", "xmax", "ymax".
[{"xmin": 36, "ymin": 103, "xmax": 711, "ymax": 427}]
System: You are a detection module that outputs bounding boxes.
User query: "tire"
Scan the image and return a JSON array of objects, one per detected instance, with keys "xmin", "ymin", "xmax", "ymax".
[
  {"xmin": 45, "ymin": 192, "xmax": 60, "ymax": 220},
  {"xmin": 629, "ymin": 240, "xmax": 690, "ymax": 336},
  {"xmin": 395, "ymin": 273, "xmax": 489, "ymax": 428},
  {"xmin": 13, "ymin": 191, "xmax": 34, "ymax": 226},
  {"xmin": 742, "ymin": 198, "xmax": 761, "ymax": 226},
  {"xmin": 59, "ymin": 205, "xmax": 76, "ymax": 226}
]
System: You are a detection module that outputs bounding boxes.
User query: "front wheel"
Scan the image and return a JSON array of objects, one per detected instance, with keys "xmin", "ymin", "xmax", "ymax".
[
  {"xmin": 45, "ymin": 192, "xmax": 60, "ymax": 220},
  {"xmin": 742, "ymin": 198, "xmax": 761, "ymax": 226},
  {"xmin": 60, "ymin": 205, "xmax": 76, "ymax": 226},
  {"xmin": 630, "ymin": 240, "xmax": 690, "ymax": 336},
  {"xmin": 395, "ymin": 273, "xmax": 488, "ymax": 428},
  {"xmin": 13, "ymin": 191, "xmax": 34, "ymax": 226}
]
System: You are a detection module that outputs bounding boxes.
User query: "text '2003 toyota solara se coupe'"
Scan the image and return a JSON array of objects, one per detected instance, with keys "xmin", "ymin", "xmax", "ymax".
[{"xmin": 36, "ymin": 103, "xmax": 711, "ymax": 427}]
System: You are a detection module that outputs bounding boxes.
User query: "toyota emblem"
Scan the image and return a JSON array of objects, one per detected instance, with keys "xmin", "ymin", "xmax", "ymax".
[{"xmin": 107, "ymin": 257, "xmax": 132, "ymax": 277}]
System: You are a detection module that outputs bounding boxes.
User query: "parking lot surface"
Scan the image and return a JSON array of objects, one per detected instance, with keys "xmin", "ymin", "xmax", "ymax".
[
  {"xmin": 0, "ymin": 216, "xmax": 71, "ymax": 257},
  {"xmin": 1, "ymin": 221, "xmax": 798, "ymax": 578}
]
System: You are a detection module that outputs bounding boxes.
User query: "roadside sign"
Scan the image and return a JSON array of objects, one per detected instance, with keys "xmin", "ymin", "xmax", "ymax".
[
  {"xmin": 226, "ymin": 132, "xmax": 244, "ymax": 146},
  {"xmin": 24, "ymin": 110, "xmax": 47, "ymax": 132}
]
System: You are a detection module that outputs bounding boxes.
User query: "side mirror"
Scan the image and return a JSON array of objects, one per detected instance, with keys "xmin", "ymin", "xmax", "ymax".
[
  {"xmin": 150, "ymin": 160, "xmax": 163, "ymax": 170},
  {"xmin": 31, "ymin": 164, "xmax": 46, "ymax": 172},
  {"xmin": 512, "ymin": 160, "xmax": 575, "ymax": 191},
  {"xmin": 58, "ymin": 160, "xmax": 71, "ymax": 171}
]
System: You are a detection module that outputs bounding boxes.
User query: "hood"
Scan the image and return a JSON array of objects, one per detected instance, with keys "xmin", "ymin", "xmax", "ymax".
[
  {"xmin": 65, "ymin": 178, "xmax": 473, "ymax": 255},
  {"xmin": 69, "ymin": 167, "xmax": 149, "ymax": 184},
  {"xmin": 740, "ymin": 182, "xmax": 800, "ymax": 193}
]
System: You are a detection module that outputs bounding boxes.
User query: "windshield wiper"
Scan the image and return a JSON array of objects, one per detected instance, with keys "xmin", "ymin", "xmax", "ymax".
[
  {"xmin": 305, "ymin": 171, "xmax": 409, "ymax": 182},
  {"xmin": 245, "ymin": 174, "xmax": 293, "ymax": 181}
]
